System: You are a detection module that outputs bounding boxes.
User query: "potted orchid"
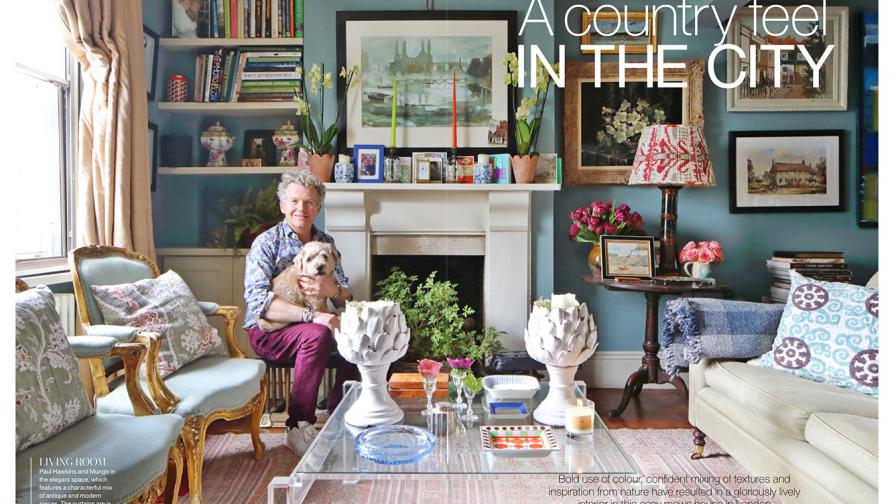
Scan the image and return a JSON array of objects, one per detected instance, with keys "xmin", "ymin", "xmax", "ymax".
[
  {"xmin": 569, "ymin": 201, "xmax": 644, "ymax": 275},
  {"xmin": 293, "ymin": 63, "xmax": 360, "ymax": 181},
  {"xmin": 679, "ymin": 241, "xmax": 724, "ymax": 280},
  {"xmin": 501, "ymin": 53, "xmax": 560, "ymax": 183}
]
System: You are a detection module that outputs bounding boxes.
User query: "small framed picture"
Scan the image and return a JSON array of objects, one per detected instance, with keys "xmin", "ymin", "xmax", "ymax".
[
  {"xmin": 243, "ymin": 130, "xmax": 276, "ymax": 166},
  {"xmin": 397, "ymin": 156, "xmax": 413, "ymax": 183},
  {"xmin": 353, "ymin": 144, "xmax": 385, "ymax": 182},
  {"xmin": 143, "ymin": 26, "xmax": 159, "ymax": 101},
  {"xmin": 534, "ymin": 153, "xmax": 559, "ymax": 183},
  {"xmin": 600, "ymin": 236, "xmax": 656, "ymax": 280},
  {"xmin": 412, "ymin": 152, "xmax": 447, "ymax": 183},
  {"xmin": 148, "ymin": 122, "xmax": 158, "ymax": 191},
  {"xmin": 729, "ymin": 130, "xmax": 845, "ymax": 213}
]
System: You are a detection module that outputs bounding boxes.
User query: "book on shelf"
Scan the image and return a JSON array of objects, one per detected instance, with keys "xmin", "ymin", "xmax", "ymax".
[
  {"xmin": 767, "ymin": 259, "xmax": 848, "ymax": 269},
  {"xmin": 772, "ymin": 251, "xmax": 844, "ymax": 259},
  {"xmin": 172, "ymin": 0, "xmax": 304, "ymax": 39}
]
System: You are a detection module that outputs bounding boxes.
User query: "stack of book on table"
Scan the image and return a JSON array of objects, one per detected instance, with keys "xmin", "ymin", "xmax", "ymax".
[
  {"xmin": 765, "ymin": 251, "xmax": 852, "ymax": 303},
  {"xmin": 387, "ymin": 373, "xmax": 448, "ymax": 399}
]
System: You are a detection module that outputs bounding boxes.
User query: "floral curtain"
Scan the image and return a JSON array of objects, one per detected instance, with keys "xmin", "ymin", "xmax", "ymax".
[{"xmin": 56, "ymin": 0, "xmax": 155, "ymax": 260}]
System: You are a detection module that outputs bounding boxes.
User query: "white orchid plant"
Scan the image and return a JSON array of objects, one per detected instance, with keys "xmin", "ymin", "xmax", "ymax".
[
  {"xmin": 501, "ymin": 53, "xmax": 560, "ymax": 157},
  {"xmin": 293, "ymin": 64, "xmax": 360, "ymax": 156}
]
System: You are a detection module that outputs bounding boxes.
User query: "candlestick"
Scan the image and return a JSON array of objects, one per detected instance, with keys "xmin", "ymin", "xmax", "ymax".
[
  {"xmin": 391, "ymin": 76, "xmax": 397, "ymax": 149},
  {"xmin": 452, "ymin": 72, "xmax": 457, "ymax": 149},
  {"xmin": 564, "ymin": 399, "xmax": 595, "ymax": 438}
]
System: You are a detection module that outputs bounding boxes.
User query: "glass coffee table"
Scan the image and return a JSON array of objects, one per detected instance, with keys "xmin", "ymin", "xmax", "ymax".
[{"xmin": 268, "ymin": 381, "xmax": 636, "ymax": 503}]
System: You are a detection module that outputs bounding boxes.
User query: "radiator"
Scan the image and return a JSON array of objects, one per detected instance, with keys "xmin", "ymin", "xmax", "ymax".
[{"xmin": 53, "ymin": 293, "xmax": 77, "ymax": 337}]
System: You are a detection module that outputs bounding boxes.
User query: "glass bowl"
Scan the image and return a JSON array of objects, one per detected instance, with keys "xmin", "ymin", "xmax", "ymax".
[{"xmin": 354, "ymin": 425, "xmax": 436, "ymax": 465}]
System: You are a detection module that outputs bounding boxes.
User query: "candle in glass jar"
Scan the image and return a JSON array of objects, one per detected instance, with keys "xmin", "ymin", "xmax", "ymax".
[{"xmin": 565, "ymin": 399, "xmax": 595, "ymax": 438}]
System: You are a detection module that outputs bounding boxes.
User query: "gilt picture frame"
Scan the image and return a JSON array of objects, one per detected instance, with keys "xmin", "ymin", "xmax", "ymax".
[{"xmin": 563, "ymin": 61, "xmax": 704, "ymax": 185}]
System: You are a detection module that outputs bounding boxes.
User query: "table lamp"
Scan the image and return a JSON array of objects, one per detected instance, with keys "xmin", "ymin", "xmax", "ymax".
[{"xmin": 628, "ymin": 125, "xmax": 715, "ymax": 275}]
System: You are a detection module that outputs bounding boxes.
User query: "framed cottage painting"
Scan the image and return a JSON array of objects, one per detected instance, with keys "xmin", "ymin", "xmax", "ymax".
[
  {"xmin": 727, "ymin": 6, "xmax": 849, "ymax": 111},
  {"xmin": 729, "ymin": 130, "xmax": 845, "ymax": 213},
  {"xmin": 563, "ymin": 61, "xmax": 704, "ymax": 185},
  {"xmin": 336, "ymin": 11, "xmax": 516, "ymax": 156}
]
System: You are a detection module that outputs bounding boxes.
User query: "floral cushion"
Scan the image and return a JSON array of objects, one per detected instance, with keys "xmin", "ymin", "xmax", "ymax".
[
  {"xmin": 749, "ymin": 271, "xmax": 879, "ymax": 396},
  {"xmin": 16, "ymin": 286, "xmax": 94, "ymax": 452},
  {"xmin": 90, "ymin": 270, "xmax": 227, "ymax": 378}
]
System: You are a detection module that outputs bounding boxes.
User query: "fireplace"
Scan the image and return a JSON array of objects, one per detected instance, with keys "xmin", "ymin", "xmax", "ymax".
[{"xmin": 323, "ymin": 188, "xmax": 538, "ymax": 350}]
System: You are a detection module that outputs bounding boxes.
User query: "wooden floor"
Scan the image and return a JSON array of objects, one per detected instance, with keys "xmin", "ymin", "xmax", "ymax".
[{"xmin": 588, "ymin": 388, "xmax": 691, "ymax": 429}]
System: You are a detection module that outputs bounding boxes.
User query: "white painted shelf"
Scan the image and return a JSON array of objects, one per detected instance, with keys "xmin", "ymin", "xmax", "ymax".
[
  {"xmin": 157, "ymin": 102, "xmax": 295, "ymax": 115},
  {"xmin": 159, "ymin": 37, "xmax": 303, "ymax": 51},
  {"xmin": 325, "ymin": 183, "xmax": 561, "ymax": 191},
  {"xmin": 158, "ymin": 166, "xmax": 289, "ymax": 175}
]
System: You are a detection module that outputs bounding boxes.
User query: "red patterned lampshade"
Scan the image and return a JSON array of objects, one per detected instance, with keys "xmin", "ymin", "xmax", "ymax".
[{"xmin": 628, "ymin": 125, "xmax": 715, "ymax": 186}]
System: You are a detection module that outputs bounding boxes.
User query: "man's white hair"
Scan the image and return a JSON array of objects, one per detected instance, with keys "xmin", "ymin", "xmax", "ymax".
[{"xmin": 277, "ymin": 169, "xmax": 326, "ymax": 204}]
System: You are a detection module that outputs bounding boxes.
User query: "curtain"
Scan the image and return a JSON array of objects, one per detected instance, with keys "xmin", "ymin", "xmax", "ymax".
[{"xmin": 57, "ymin": 0, "xmax": 155, "ymax": 261}]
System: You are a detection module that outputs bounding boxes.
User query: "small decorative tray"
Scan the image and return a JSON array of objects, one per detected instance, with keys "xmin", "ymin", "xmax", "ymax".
[
  {"xmin": 487, "ymin": 402, "xmax": 529, "ymax": 420},
  {"xmin": 480, "ymin": 425, "xmax": 560, "ymax": 457},
  {"xmin": 483, "ymin": 375, "xmax": 540, "ymax": 401},
  {"xmin": 354, "ymin": 425, "xmax": 435, "ymax": 465}
]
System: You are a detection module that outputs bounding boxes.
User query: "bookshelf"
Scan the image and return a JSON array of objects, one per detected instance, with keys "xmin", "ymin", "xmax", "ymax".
[
  {"xmin": 159, "ymin": 37, "xmax": 303, "ymax": 51},
  {"xmin": 157, "ymin": 102, "xmax": 296, "ymax": 115}
]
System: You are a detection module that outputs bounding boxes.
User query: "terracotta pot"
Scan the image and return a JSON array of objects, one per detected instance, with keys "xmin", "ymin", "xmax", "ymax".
[
  {"xmin": 511, "ymin": 154, "xmax": 539, "ymax": 183},
  {"xmin": 587, "ymin": 243, "xmax": 601, "ymax": 276},
  {"xmin": 308, "ymin": 153, "xmax": 335, "ymax": 182}
]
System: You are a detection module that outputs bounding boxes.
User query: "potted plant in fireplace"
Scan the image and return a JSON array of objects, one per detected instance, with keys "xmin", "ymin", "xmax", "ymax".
[
  {"xmin": 501, "ymin": 53, "xmax": 560, "ymax": 183},
  {"xmin": 569, "ymin": 201, "xmax": 644, "ymax": 276},
  {"xmin": 293, "ymin": 64, "xmax": 360, "ymax": 182},
  {"xmin": 375, "ymin": 267, "xmax": 502, "ymax": 370}
]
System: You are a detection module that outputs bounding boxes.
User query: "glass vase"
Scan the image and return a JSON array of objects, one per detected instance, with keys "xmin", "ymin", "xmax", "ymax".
[
  {"xmin": 421, "ymin": 377, "xmax": 436, "ymax": 416},
  {"xmin": 450, "ymin": 369, "xmax": 468, "ymax": 411}
]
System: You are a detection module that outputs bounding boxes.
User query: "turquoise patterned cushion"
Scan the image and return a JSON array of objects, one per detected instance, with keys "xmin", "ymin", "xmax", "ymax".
[
  {"xmin": 15, "ymin": 287, "xmax": 94, "ymax": 452},
  {"xmin": 749, "ymin": 271, "xmax": 879, "ymax": 396},
  {"xmin": 90, "ymin": 271, "xmax": 227, "ymax": 378}
]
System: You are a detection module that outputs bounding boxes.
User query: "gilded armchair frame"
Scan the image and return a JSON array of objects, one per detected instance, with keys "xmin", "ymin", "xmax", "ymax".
[
  {"xmin": 15, "ymin": 279, "xmax": 184, "ymax": 504},
  {"xmin": 68, "ymin": 246, "xmax": 267, "ymax": 504}
]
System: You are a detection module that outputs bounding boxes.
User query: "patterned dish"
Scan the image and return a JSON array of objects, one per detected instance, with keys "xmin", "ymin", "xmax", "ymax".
[
  {"xmin": 480, "ymin": 425, "xmax": 560, "ymax": 457},
  {"xmin": 354, "ymin": 425, "xmax": 435, "ymax": 465}
]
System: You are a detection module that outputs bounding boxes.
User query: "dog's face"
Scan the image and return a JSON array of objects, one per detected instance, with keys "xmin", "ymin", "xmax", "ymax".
[{"xmin": 293, "ymin": 241, "xmax": 339, "ymax": 277}]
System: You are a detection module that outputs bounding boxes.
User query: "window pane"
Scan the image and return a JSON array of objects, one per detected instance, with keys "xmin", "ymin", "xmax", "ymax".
[
  {"xmin": 14, "ymin": 72, "xmax": 64, "ymax": 261},
  {"xmin": 12, "ymin": 1, "xmax": 67, "ymax": 79}
]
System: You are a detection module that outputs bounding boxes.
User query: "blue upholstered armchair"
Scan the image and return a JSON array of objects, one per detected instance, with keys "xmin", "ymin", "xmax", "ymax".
[
  {"xmin": 69, "ymin": 246, "xmax": 268, "ymax": 504},
  {"xmin": 16, "ymin": 281, "xmax": 184, "ymax": 504}
]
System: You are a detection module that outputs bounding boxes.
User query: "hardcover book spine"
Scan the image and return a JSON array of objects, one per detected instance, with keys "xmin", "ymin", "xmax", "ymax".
[
  {"xmin": 223, "ymin": 0, "xmax": 230, "ymax": 37},
  {"xmin": 243, "ymin": 61, "xmax": 300, "ymax": 70},
  {"xmin": 210, "ymin": 0, "xmax": 219, "ymax": 38},
  {"xmin": 294, "ymin": 0, "xmax": 303, "ymax": 38},
  {"xmin": 240, "ymin": 70, "xmax": 299, "ymax": 80},
  {"xmin": 231, "ymin": 52, "xmax": 249, "ymax": 102},
  {"xmin": 208, "ymin": 50, "xmax": 225, "ymax": 102}
]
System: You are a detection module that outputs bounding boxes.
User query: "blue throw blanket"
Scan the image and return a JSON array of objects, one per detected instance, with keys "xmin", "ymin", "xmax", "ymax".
[{"xmin": 660, "ymin": 298, "xmax": 784, "ymax": 377}]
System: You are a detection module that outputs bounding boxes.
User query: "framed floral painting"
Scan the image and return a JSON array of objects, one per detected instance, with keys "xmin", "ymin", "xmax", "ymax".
[{"xmin": 563, "ymin": 61, "xmax": 704, "ymax": 185}]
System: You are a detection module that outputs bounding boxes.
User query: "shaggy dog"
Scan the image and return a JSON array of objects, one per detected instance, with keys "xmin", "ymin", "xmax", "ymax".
[{"xmin": 256, "ymin": 241, "xmax": 339, "ymax": 332}]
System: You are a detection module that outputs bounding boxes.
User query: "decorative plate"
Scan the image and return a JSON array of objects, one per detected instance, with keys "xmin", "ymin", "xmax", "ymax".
[
  {"xmin": 480, "ymin": 425, "xmax": 560, "ymax": 457},
  {"xmin": 487, "ymin": 402, "xmax": 529, "ymax": 421},
  {"xmin": 354, "ymin": 425, "xmax": 435, "ymax": 465}
]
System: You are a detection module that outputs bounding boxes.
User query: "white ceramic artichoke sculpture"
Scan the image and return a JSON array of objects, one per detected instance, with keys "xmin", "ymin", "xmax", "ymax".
[
  {"xmin": 335, "ymin": 300, "xmax": 410, "ymax": 427},
  {"xmin": 524, "ymin": 293, "xmax": 598, "ymax": 426}
]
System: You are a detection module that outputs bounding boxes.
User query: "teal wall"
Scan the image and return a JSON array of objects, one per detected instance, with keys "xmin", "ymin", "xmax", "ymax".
[{"xmin": 146, "ymin": 0, "xmax": 878, "ymax": 351}]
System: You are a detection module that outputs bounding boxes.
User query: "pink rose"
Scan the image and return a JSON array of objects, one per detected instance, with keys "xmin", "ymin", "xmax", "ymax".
[
  {"xmin": 698, "ymin": 248, "xmax": 715, "ymax": 264},
  {"xmin": 617, "ymin": 203, "xmax": 630, "ymax": 213},
  {"xmin": 447, "ymin": 357, "xmax": 474, "ymax": 369},
  {"xmin": 604, "ymin": 222, "xmax": 617, "ymax": 235},
  {"xmin": 708, "ymin": 241, "xmax": 724, "ymax": 262},
  {"xmin": 418, "ymin": 359, "xmax": 442, "ymax": 379},
  {"xmin": 685, "ymin": 248, "xmax": 699, "ymax": 262},
  {"xmin": 631, "ymin": 212, "xmax": 643, "ymax": 228},
  {"xmin": 569, "ymin": 223, "xmax": 579, "ymax": 239},
  {"xmin": 614, "ymin": 210, "xmax": 627, "ymax": 223}
]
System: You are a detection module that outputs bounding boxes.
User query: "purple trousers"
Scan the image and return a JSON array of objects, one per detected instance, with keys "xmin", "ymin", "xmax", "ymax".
[{"xmin": 248, "ymin": 323, "xmax": 359, "ymax": 428}]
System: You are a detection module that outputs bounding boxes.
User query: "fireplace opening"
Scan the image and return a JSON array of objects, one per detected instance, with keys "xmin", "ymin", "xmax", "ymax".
[{"xmin": 371, "ymin": 255, "xmax": 485, "ymax": 330}]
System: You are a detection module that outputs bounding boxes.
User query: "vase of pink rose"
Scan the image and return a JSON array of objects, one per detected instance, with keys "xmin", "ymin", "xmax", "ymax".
[
  {"xmin": 447, "ymin": 357, "xmax": 474, "ymax": 412},
  {"xmin": 679, "ymin": 241, "xmax": 724, "ymax": 280},
  {"xmin": 569, "ymin": 201, "xmax": 644, "ymax": 275}
]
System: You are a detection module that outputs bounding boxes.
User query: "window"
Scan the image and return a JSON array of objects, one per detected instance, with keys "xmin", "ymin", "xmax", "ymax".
[{"xmin": 13, "ymin": 4, "xmax": 76, "ymax": 270}]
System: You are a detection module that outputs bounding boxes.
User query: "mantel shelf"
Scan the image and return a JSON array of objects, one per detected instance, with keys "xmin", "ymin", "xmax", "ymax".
[
  {"xmin": 159, "ymin": 37, "xmax": 303, "ymax": 51},
  {"xmin": 158, "ymin": 166, "xmax": 289, "ymax": 175},
  {"xmin": 157, "ymin": 102, "xmax": 295, "ymax": 115}
]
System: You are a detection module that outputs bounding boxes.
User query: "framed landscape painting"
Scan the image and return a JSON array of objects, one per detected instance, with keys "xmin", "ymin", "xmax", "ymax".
[
  {"xmin": 726, "ymin": 6, "xmax": 849, "ymax": 111},
  {"xmin": 857, "ymin": 12, "xmax": 878, "ymax": 227},
  {"xmin": 337, "ymin": 11, "xmax": 516, "ymax": 155},
  {"xmin": 563, "ymin": 61, "xmax": 704, "ymax": 185},
  {"xmin": 600, "ymin": 235, "xmax": 655, "ymax": 280},
  {"xmin": 729, "ymin": 130, "xmax": 845, "ymax": 213}
]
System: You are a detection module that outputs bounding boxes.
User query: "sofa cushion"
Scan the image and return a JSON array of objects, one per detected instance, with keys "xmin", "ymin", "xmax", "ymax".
[
  {"xmin": 805, "ymin": 413, "xmax": 878, "ymax": 488},
  {"xmin": 750, "ymin": 271, "xmax": 879, "ymax": 396},
  {"xmin": 98, "ymin": 357, "xmax": 266, "ymax": 417},
  {"xmin": 16, "ymin": 413, "xmax": 183, "ymax": 503},
  {"xmin": 704, "ymin": 361, "xmax": 877, "ymax": 439},
  {"xmin": 16, "ymin": 286, "xmax": 94, "ymax": 452},
  {"xmin": 90, "ymin": 270, "xmax": 227, "ymax": 378}
]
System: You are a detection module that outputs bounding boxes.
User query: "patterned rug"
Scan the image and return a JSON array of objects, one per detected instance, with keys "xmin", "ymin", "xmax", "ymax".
[{"xmin": 184, "ymin": 429, "xmax": 780, "ymax": 504}]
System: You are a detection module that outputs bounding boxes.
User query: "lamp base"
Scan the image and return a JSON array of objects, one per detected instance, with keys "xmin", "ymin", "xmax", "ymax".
[{"xmin": 657, "ymin": 186, "xmax": 681, "ymax": 275}]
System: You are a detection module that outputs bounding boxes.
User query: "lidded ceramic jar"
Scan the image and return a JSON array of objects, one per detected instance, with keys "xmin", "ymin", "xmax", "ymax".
[
  {"xmin": 272, "ymin": 120, "xmax": 301, "ymax": 166},
  {"xmin": 200, "ymin": 121, "xmax": 235, "ymax": 167}
]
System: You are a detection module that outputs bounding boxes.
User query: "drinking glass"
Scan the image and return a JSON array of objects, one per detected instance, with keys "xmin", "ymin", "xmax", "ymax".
[
  {"xmin": 450, "ymin": 369, "xmax": 468, "ymax": 411},
  {"xmin": 421, "ymin": 377, "xmax": 437, "ymax": 416}
]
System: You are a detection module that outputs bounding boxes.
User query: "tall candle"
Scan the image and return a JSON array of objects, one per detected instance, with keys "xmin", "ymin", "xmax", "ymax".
[
  {"xmin": 391, "ymin": 76, "xmax": 397, "ymax": 148},
  {"xmin": 452, "ymin": 72, "xmax": 457, "ymax": 149}
]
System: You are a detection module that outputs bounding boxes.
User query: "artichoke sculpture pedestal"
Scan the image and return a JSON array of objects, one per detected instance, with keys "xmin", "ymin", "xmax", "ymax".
[
  {"xmin": 524, "ymin": 294, "xmax": 598, "ymax": 427},
  {"xmin": 335, "ymin": 301, "xmax": 410, "ymax": 428}
]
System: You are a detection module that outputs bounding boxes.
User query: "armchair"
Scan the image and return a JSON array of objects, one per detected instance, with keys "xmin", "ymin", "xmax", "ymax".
[
  {"xmin": 15, "ymin": 282, "xmax": 184, "ymax": 504},
  {"xmin": 69, "ymin": 245, "xmax": 268, "ymax": 504}
]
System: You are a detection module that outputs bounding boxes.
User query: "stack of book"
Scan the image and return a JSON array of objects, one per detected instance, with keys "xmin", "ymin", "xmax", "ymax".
[
  {"xmin": 188, "ymin": 0, "xmax": 304, "ymax": 39},
  {"xmin": 765, "ymin": 251, "xmax": 853, "ymax": 303},
  {"xmin": 191, "ymin": 48, "xmax": 302, "ymax": 103},
  {"xmin": 387, "ymin": 373, "xmax": 449, "ymax": 399}
]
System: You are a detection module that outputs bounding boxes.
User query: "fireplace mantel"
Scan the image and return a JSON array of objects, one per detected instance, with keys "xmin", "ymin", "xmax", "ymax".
[{"xmin": 324, "ymin": 185, "xmax": 559, "ymax": 350}]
